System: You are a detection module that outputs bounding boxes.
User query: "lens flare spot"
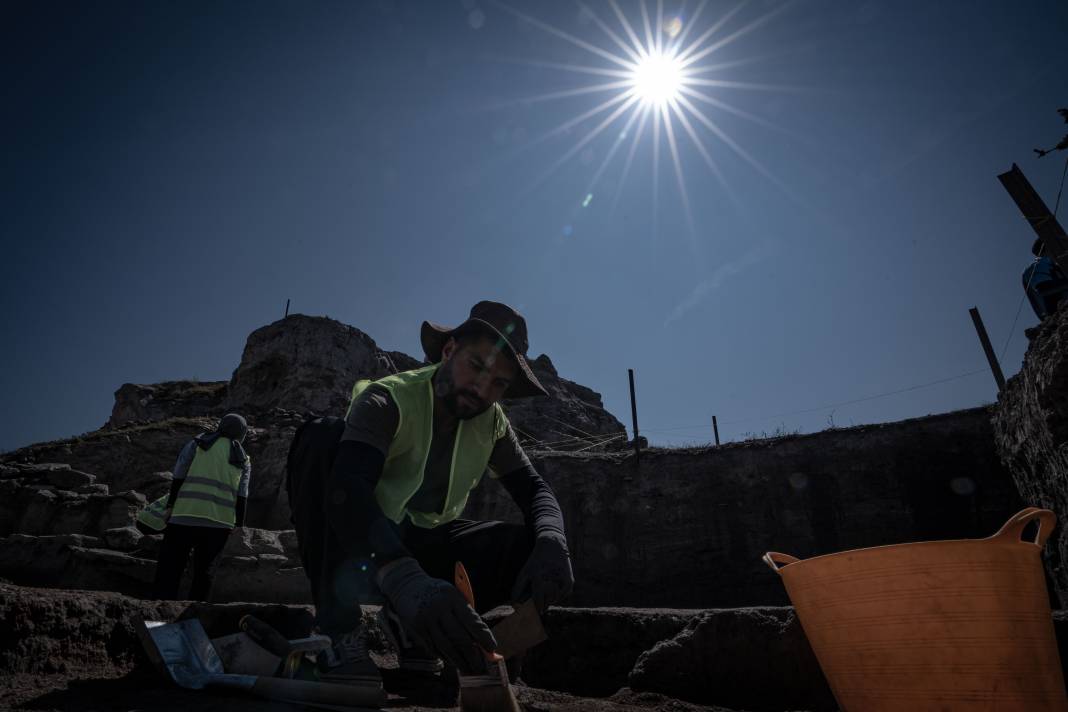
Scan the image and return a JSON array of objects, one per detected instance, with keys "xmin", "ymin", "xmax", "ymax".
[
  {"xmin": 665, "ymin": 16, "xmax": 683, "ymax": 38},
  {"xmin": 582, "ymin": 193, "xmax": 594, "ymax": 207}
]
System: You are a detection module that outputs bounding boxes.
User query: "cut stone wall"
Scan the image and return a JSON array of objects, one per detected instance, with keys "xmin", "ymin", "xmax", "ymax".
[
  {"xmin": 3, "ymin": 407, "xmax": 1021, "ymax": 607},
  {"xmin": 471, "ymin": 407, "xmax": 1022, "ymax": 607}
]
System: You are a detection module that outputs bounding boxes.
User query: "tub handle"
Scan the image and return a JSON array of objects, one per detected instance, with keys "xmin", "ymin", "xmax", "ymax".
[
  {"xmin": 763, "ymin": 551, "xmax": 800, "ymax": 574},
  {"xmin": 992, "ymin": 507, "xmax": 1057, "ymax": 548}
]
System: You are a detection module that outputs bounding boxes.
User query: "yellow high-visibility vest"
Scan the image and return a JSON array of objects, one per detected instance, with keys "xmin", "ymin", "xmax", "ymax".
[{"xmin": 348, "ymin": 364, "xmax": 507, "ymax": 529}]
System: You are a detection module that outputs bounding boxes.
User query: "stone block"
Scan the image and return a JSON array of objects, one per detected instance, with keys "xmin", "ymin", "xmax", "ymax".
[
  {"xmin": 96, "ymin": 493, "xmax": 142, "ymax": 532},
  {"xmin": 50, "ymin": 500, "xmax": 93, "ymax": 535},
  {"xmin": 103, "ymin": 526, "xmax": 143, "ymax": 552},
  {"xmin": 45, "ymin": 469, "xmax": 96, "ymax": 489},
  {"xmin": 17, "ymin": 489, "xmax": 58, "ymax": 536},
  {"xmin": 211, "ymin": 553, "xmax": 311, "ymax": 604},
  {"xmin": 66, "ymin": 547, "xmax": 156, "ymax": 598},
  {"xmin": 125, "ymin": 471, "xmax": 172, "ymax": 500},
  {"xmin": 0, "ymin": 534, "xmax": 101, "ymax": 585},
  {"xmin": 277, "ymin": 529, "xmax": 299, "ymax": 557},
  {"xmin": 222, "ymin": 527, "xmax": 284, "ymax": 557}
]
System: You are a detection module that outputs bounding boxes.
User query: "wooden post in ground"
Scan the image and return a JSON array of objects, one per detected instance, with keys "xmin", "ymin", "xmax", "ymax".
[
  {"xmin": 285, "ymin": 299, "xmax": 290, "ymax": 318},
  {"xmin": 969, "ymin": 307, "xmax": 1006, "ymax": 392},
  {"xmin": 628, "ymin": 369, "xmax": 640, "ymax": 463},
  {"xmin": 712, "ymin": 416, "xmax": 720, "ymax": 446}
]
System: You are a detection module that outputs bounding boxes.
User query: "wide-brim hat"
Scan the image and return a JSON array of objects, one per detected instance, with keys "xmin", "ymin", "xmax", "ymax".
[{"xmin": 420, "ymin": 301, "xmax": 548, "ymax": 399}]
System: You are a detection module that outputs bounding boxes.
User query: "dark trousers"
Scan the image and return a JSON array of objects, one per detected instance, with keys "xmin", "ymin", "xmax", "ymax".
[
  {"xmin": 153, "ymin": 522, "xmax": 231, "ymax": 601},
  {"xmin": 287, "ymin": 417, "xmax": 533, "ymax": 637}
]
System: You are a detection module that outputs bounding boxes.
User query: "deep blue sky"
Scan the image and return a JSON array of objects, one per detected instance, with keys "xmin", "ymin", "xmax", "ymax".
[{"xmin": 3, "ymin": 1, "xmax": 1067, "ymax": 451}]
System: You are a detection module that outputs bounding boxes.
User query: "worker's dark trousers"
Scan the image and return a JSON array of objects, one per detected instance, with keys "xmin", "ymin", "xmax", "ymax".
[
  {"xmin": 286, "ymin": 416, "xmax": 534, "ymax": 638},
  {"xmin": 153, "ymin": 522, "xmax": 231, "ymax": 601}
]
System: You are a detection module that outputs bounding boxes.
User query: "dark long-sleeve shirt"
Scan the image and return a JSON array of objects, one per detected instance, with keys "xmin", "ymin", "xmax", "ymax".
[{"xmin": 327, "ymin": 385, "xmax": 567, "ymax": 564}]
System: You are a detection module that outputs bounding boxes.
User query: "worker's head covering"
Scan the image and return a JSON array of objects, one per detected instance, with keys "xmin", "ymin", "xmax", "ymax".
[
  {"xmin": 420, "ymin": 301, "xmax": 548, "ymax": 399},
  {"xmin": 194, "ymin": 413, "xmax": 249, "ymax": 467}
]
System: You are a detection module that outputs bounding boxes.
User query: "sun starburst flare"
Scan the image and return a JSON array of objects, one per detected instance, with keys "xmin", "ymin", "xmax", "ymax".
[{"xmin": 490, "ymin": 0, "xmax": 805, "ymax": 237}]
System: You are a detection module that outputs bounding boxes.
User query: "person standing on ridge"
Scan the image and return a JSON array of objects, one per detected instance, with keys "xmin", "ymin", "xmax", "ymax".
[
  {"xmin": 153, "ymin": 413, "xmax": 252, "ymax": 601},
  {"xmin": 286, "ymin": 301, "xmax": 574, "ymax": 690}
]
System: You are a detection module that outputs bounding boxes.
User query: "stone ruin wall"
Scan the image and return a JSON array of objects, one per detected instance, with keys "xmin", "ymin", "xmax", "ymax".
[
  {"xmin": 3, "ymin": 405, "xmax": 1020, "ymax": 608},
  {"xmin": 994, "ymin": 303, "xmax": 1068, "ymax": 605}
]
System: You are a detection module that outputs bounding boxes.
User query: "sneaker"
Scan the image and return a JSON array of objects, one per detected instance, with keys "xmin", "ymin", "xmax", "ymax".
[
  {"xmin": 319, "ymin": 627, "xmax": 383, "ymax": 687},
  {"xmin": 376, "ymin": 605, "xmax": 444, "ymax": 674}
]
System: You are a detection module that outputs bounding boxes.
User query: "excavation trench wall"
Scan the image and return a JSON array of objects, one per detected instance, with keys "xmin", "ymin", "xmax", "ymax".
[
  {"xmin": 4, "ymin": 408, "xmax": 1019, "ymax": 607},
  {"xmin": 474, "ymin": 407, "xmax": 1021, "ymax": 607}
]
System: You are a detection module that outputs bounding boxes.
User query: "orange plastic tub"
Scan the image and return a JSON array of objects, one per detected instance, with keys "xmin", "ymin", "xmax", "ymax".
[{"xmin": 764, "ymin": 507, "xmax": 1067, "ymax": 711}]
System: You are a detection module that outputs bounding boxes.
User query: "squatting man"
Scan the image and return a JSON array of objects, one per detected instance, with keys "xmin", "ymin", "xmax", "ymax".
[{"xmin": 286, "ymin": 301, "xmax": 574, "ymax": 686}]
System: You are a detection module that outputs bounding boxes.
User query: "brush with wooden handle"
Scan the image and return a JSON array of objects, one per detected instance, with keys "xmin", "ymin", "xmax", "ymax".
[{"xmin": 454, "ymin": 561, "xmax": 521, "ymax": 712}]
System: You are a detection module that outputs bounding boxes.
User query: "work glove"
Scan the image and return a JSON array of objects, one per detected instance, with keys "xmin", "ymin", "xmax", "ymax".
[
  {"xmin": 511, "ymin": 533, "xmax": 574, "ymax": 613},
  {"xmin": 376, "ymin": 557, "xmax": 497, "ymax": 674}
]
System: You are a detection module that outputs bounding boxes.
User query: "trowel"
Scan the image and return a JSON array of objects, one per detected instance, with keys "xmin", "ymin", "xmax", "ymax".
[
  {"xmin": 491, "ymin": 599, "xmax": 548, "ymax": 659},
  {"xmin": 137, "ymin": 618, "xmax": 385, "ymax": 710}
]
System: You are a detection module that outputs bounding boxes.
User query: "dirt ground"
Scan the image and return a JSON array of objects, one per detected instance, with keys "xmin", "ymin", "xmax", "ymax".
[{"xmin": 0, "ymin": 670, "xmax": 739, "ymax": 712}]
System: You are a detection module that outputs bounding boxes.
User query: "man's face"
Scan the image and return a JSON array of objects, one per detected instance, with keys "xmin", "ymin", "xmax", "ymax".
[{"xmin": 435, "ymin": 334, "xmax": 518, "ymax": 419}]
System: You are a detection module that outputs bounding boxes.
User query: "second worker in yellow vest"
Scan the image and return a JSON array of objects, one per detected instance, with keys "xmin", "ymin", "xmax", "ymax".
[{"xmin": 153, "ymin": 413, "xmax": 252, "ymax": 601}]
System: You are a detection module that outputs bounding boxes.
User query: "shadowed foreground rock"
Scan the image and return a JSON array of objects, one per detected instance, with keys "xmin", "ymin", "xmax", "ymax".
[{"xmin": 0, "ymin": 583, "xmax": 825, "ymax": 711}]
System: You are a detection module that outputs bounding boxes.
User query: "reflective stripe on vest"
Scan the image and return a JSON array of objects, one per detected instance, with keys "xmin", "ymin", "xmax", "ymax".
[
  {"xmin": 348, "ymin": 363, "xmax": 508, "ymax": 529},
  {"xmin": 170, "ymin": 438, "xmax": 246, "ymax": 527},
  {"xmin": 138, "ymin": 495, "xmax": 170, "ymax": 532}
]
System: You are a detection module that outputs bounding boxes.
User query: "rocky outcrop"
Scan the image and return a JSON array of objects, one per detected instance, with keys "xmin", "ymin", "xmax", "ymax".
[
  {"xmin": 224, "ymin": 315, "xmax": 420, "ymax": 416},
  {"xmin": 993, "ymin": 305, "xmax": 1068, "ymax": 605},
  {"xmin": 108, "ymin": 381, "xmax": 227, "ymax": 428},
  {"xmin": 502, "ymin": 354, "xmax": 626, "ymax": 450},
  {"xmin": 0, "ymin": 582, "xmax": 808, "ymax": 710},
  {"xmin": 98, "ymin": 316, "xmax": 624, "ymax": 451}
]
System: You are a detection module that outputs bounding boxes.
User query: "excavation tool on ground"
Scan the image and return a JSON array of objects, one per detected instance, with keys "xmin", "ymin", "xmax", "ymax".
[
  {"xmin": 238, "ymin": 614, "xmax": 333, "ymax": 679},
  {"xmin": 765, "ymin": 507, "xmax": 1068, "ymax": 711},
  {"xmin": 454, "ymin": 561, "xmax": 521, "ymax": 712},
  {"xmin": 137, "ymin": 617, "xmax": 386, "ymax": 710}
]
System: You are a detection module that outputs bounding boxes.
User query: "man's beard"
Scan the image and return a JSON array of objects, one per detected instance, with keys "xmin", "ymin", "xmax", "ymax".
[{"xmin": 434, "ymin": 361, "xmax": 490, "ymax": 420}]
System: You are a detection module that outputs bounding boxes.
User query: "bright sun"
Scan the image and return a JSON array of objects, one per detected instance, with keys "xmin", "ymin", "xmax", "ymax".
[{"xmin": 631, "ymin": 51, "xmax": 685, "ymax": 107}]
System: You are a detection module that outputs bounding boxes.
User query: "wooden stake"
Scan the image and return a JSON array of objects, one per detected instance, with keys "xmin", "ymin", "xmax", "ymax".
[
  {"xmin": 284, "ymin": 299, "xmax": 290, "ymax": 318},
  {"xmin": 969, "ymin": 307, "xmax": 1006, "ymax": 392},
  {"xmin": 712, "ymin": 416, "xmax": 720, "ymax": 446},
  {"xmin": 628, "ymin": 369, "xmax": 640, "ymax": 463},
  {"xmin": 997, "ymin": 163, "xmax": 1068, "ymax": 274}
]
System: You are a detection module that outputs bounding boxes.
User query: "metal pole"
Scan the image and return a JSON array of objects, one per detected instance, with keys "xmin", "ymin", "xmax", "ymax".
[
  {"xmin": 285, "ymin": 299, "xmax": 290, "ymax": 318},
  {"xmin": 969, "ymin": 307, "xmax": 1006, "ymax": 392},
  {"xmin": 628, "ymin": 369, "xmax": 640, "ymax": 463},
  {"xmin": 712, "ymin": 416, "xmax": 720, "ymax": 446}
]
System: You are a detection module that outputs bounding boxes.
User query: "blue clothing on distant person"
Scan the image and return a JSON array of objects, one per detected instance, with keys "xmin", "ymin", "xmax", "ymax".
[{"xmin": 1023, "ymin": 256, "xmax": 1068, "ymax": 320}]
